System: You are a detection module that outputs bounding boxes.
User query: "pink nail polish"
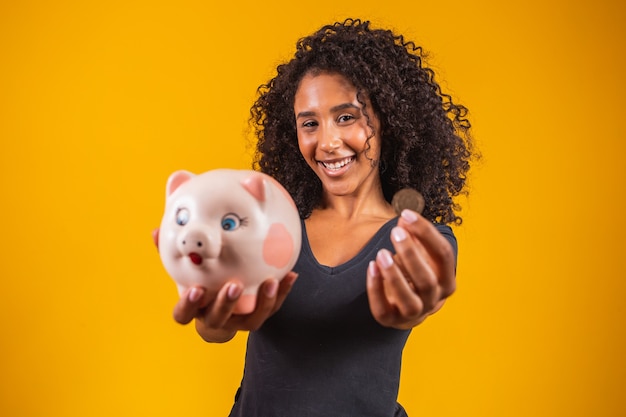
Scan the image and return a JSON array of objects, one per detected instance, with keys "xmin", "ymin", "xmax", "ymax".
[
  {"xmin": 264, "ymin": 280, "xmax": 278, "ymax": 298},
  {"xmin": 391, "ymin": 227, "xmax": 407, "ymax": 242},
  {"xmin": 401, "ymin": 209, "xmax": 419, "ymax": 224},
  {"xmin": 368, "ymin": 260, "xmax": 379, "ymax": 276},
  {"xmin": 377, "ymin": 249, "xmax": 394, "ymax": 269},
  {"xmin": 189, "ymin": 287, "xmax": 202, "ymax": 302},
  {"xmin": 227, "ymin": 284, "xmax": 242, "ymax": 300}
]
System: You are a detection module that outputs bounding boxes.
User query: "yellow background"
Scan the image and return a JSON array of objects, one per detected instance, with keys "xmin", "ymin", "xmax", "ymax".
[{"xmin": 1, "ymin": 0, "xmax": 624, "ymax": 416}]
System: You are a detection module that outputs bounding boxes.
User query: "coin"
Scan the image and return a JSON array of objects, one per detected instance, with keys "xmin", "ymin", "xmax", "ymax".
[{"xmin": 392, "ymin": 188, "xmax": 425, "ymax": 215}]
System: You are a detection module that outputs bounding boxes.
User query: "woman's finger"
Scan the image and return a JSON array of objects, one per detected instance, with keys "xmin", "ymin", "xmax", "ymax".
[
  {"xmin": 376, "ymin": 249, "xmax": 424, "ymax": 319},
  {"xmin": 204, "ymin": 281, "xmax": 243, "ymax": 329},
  {"xmin": 152, "ymin": 228, "xmax": 160, "ymax": 251},
  {"xmin": 390, "ymin": 226, "xmax": 439, "ymax": 312},
  {"xmin": 173, "ymin": 286, "xmax": 208, "ymax": 325},
  {"xmin": 366, "ymin": 260, "xmax": 397, "ymax": 327},
  {"xmin": 270, "ymin": 272, "xmax": 299, "ymax": 315},
  {"xmin": 397, "ymin": 209, "xmax": 457, "ymax": 298}
]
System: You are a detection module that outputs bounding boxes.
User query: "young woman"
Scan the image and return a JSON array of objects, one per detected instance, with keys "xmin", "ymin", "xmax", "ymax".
[{"xmin": 169, "ymin": 18, "xmax": 476, "ymax": 416}]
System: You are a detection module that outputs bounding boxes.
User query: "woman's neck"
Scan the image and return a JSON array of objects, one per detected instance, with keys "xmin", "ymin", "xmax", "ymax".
[{"xmin": 316, "ymin": 188, "xmax": 395, "ymax": 222}]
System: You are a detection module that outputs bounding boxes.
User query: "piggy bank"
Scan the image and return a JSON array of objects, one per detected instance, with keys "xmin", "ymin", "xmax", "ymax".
[{"xmin": 158, "ymin": 169, "xmax": 301, "ymax": 314}]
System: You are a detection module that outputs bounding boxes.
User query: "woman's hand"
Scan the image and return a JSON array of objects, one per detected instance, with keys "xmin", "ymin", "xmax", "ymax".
[
  {"xmin": 172, "ymin": 273, "xmax": 298, "ymax": 342},
  {"xmin": 152, "ymin": 228, "xmax": 298, "ymax": 342},
  {"xmin": 366, "ymin": 209, "xmax": 456, "ymax": 329}
]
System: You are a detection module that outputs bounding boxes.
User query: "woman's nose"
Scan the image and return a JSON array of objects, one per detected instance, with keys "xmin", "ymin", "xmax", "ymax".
[{"xmin": 319, "ymin": 126, "xmax": 341, "ymax": 152}]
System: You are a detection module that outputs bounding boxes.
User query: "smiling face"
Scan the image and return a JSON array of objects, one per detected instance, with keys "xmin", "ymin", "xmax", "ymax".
[{"xmin": 294, "ymin": 72, "xmax": 383, "ymax": 200}]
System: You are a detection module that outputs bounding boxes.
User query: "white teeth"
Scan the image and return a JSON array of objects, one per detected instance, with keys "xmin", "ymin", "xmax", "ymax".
[{"xmin": 321, "ymin": 156, "xmax": 353, "ymax": 170}]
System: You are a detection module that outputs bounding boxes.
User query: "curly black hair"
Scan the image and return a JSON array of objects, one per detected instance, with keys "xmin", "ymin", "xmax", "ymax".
[{"xmin": 250, "ymin": 18, "xmax": 476, "ymax": 224}]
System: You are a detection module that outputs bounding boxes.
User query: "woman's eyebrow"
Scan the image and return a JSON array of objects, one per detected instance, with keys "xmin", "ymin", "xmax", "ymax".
[
  {"xmin": 295, "ymin": 110, "xmax": 316, "ymax": 119},
  {"xmin": 331, "ymin": 103, "xmax": 360, "ymax": 113},
  {"xmin": 295, "ymin": 103, "xmax": 360, "ymax": 119}
]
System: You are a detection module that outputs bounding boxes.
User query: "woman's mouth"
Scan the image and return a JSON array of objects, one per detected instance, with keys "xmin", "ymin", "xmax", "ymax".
[{"xmin": 318, "ymin": 156, "xmax": 355, "ymax": 171}]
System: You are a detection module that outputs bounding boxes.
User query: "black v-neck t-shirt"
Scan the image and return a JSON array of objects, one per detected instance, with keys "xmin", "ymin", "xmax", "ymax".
[{"xmin": 229, "ymin": 218, "xmax": 457, "ymax": 417}]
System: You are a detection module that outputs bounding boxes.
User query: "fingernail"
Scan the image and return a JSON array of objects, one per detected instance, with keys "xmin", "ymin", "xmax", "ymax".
[
  {"xmin": 189, "ymin": 287, "xmax": 202, "ymax": 302},
  {"xmin": 264, "ymin": 280, "xmax": 278, "ymax": 298},
  {"xmin": 368, "ymin": 260, "xmax": 379, "ymax": 276},
  {"xmin": 227, "ymin": 283, "xmax": 242, "ymax": 300},
  {"xmin": 377, "ymin": 249, "xmax": 394, "ymax": 269},
  {"xmin": 401, "ymin": 209, "xmax": 419, "ymax": 224},
  {"xmin": 288, "ymin": 273, "xmax": 299, "ymax": 286},
  {"xmin": 391, "ymin": 227, "xmax": 407, "ymax": 242}
]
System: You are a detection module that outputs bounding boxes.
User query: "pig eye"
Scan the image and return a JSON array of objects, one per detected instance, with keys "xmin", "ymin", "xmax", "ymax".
[
  {"xmin": 221, "ymin": 213, "xmax": 244, "ymax": 231},
  {"xmin": 176, "ymin": 208, "xmax": 189, "ymax": 226}
]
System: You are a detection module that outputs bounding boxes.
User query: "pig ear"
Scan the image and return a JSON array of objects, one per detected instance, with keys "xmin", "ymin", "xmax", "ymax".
[
  {"xmin": 166, "ymin": 170, "xmax": 194, "ymax": 197},
  {"xmin": 241, "ymin": 173, "xmax": 266, "ymax": 202}
]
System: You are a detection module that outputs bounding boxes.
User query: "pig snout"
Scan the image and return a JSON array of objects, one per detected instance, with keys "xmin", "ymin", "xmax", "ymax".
[{"xmin": 177, "ymin": 226, "xmax": 221, "ymax": 263}]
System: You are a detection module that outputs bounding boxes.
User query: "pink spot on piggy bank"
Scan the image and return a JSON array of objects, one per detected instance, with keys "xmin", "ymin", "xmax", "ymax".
[{"xmin": 158, "ymin": 169, "xmax": 302, "ymax": 314}]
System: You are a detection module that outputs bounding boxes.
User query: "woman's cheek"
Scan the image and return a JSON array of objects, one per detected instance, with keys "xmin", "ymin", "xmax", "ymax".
[{"xmin": 298, "ymin": 133, "xmax": 316, "ymax": 155}]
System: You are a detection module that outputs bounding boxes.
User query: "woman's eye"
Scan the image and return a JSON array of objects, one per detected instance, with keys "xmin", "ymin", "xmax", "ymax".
[
  {"xmin": 176, "ymin": 208, "xmax": 190, "ymax": 226},
  {"xmin": 221, "ymin": 214, "xmax": 242, "ymax": 231},
  {"xmin": 302, "ymin": 120, "xmax": 317, "ymax": 128},
  {"xmin": 338, "ymin": 114, "xmax": 355, "ymax": 123}
]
